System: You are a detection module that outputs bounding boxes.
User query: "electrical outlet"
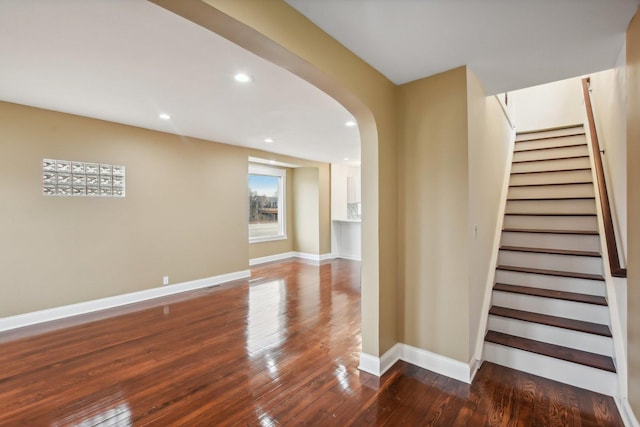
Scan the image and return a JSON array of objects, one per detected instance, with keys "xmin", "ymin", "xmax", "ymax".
[{"xmin": 163, "ymin": 276, "xmax": 169, "ymax": 285}]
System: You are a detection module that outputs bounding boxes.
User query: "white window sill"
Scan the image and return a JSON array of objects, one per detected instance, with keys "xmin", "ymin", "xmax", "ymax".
[{"xmin": 249, "ymin": 235, "xmax": 288, "ymax": 244}]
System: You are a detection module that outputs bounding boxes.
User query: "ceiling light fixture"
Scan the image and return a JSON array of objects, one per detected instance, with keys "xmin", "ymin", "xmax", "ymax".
[
  {"xmin": 344, "ymin": 157, "xmax": 349, "ymax": 161},
  {"xmin": 264, "ymin": 138, "xmax": 273, "ymax": 143},
  {"xmin": 159, "ymin": 113, "xmax": 171, "ymax": 120},
  {"xmin": 234, "ymin": 73, "xmax": 253, "ymax": 83},
  {"xmin": 345, "ymin": 121, "xmax": 356, "ymax": 127}
]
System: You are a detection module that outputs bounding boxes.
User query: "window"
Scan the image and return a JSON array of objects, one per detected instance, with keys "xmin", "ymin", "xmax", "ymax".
[{"xmin": 248, "ymin": 165, "xmax": 286, "ymax": 242}]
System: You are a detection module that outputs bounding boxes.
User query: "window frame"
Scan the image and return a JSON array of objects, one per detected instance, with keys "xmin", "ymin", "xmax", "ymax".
[{"xmin": 248, "ymin": 164, "xmax": 287, "ymax": 243}]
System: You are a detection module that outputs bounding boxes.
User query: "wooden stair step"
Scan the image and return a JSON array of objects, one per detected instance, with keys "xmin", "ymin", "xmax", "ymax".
[
  {"xmin": 504, "ymin": 213, "xmax": 597, "ymax": 217},
  {"xmin": 500, "ymin": 246, "xmax": 600, "ymax": 257},
  {"xmin": 489, "ymin": 306, "xmax": 611, "ymax": 336},
  {"xmin": 502, "ymin": 228, "xmax": 598, "ymax": 235},
  {"xmin": 515, "ymin": 131, "xmax": 585, "ymax": 143},
  {"xmin": 511, "ymin": 167, "xmax": 591, "ymax": 176},
  {"xmin": 509, "ymin": 181, "xmax": 592, "ymax": 188},
  {"xmin": 485, "ymin": 330, "xmax": 615, "ymax": 372},
  {"xmin": 512, "ymin": 155, "xmax": 589, "ymax": 164},
  {"xmin": 496, "ymin": 265, "xmax": 604, "ymax": 281},
  {"xmin": 493, "ymin": 283, "xmax": 607, "ymax": 306},
  {"xmin": 507, "ymin": 196, "xmax": 594, "ymax": 201},
  {"xmin": 514, "ymin": 142, "xmax": 587, "ymax": 153}
]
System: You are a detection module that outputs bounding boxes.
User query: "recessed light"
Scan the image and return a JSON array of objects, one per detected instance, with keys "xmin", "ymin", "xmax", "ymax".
[
  {"xmin": 345, "ymin": 121, "xmax": 356, "ymax": 127},
  {"xmin": 264, "ymin": 138, "xmax": 273, "ymax": 143},
  {"xmin": 159, "ymin": 113, "xmax": 171, "ymax": 120},
  {"xmin": 269, "ymin": 160, "xmax": 276, "ymax": 165},
  {"xmin": 344, "ymin": 157, "xmax": 349, "ymax": 161},
  {"xmin": 234, "ymin": 73, "xmax": 253, "ymax": 83}
]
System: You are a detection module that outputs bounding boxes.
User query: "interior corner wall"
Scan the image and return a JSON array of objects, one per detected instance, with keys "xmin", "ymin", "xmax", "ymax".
[
  {"xmin": 397, "ymin": 66, "xmax": 471, "ymax": 362},
  {"xmin": 626, "ymin": 7, "xmax": 640, "ymax": 417},
  {"xmin": 293, "ymin": 167, "xmax": 320, "ymax": 254},
  {"xmin": 248, "ymin": 167, "xmax": 295, "ymax": 260},
  {"xmin": 466, "ymin": 69, "xmax": 515, "ymax": 358},
  {"xmin": 509, "ymin": 77, "xmax": 585, "ymax": 132},
  {"xmin": 0, "ymin": 101, "xmax": 249, "ymax": 317}
]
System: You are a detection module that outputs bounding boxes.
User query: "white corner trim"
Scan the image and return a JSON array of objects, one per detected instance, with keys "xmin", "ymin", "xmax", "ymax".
[
  {"xmin": 617, "ymin": 397, "xmax": 640, "ymax": 427},
  {"xmin": 249, "ymin": 252, "xmax": 295, "ymax": 266},
  {"xmin": 293, "ymin": 252, "xmax": 335, "ymax": 262},
  {"xmin": 358, "ymin": 343, "xmax": 472, "ymax": 384},
  {"xmin": 0, "ymin": 269, "xmax": 251, "ymax": 333},
  {"xmin": 358, "ymin": 352, "xmax": 382, "ymax": 376}
]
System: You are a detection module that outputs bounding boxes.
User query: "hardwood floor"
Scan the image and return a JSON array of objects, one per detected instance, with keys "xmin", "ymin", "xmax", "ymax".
[{"xmin": 0, "ymin": 259, "xmax": 623, "ymax": 426}]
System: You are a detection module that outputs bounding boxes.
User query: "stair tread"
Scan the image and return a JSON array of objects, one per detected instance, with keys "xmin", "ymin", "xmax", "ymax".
[
  {"xmin": 507, "ymin": 196, "xmax": 594, "ymax": 201},
  {"xmin": 502, "ymin": 228, "xmax": 598, "ymax": 235},
  {"xmin": 509, "ymin": 181, "xmax": 593, "ymax": 188},
  {"xmin": 496, "ymin": 265, "xmax": 604, "ymax": 281},
  {"xmin": 514, "ymin": 142, "xmax": 587, "ymax": 153},
  {"xmin": 485, "ymin": 330, "xmax": 615, "ymax": 372},
  {"xmin": 515, "ymin": 130, "xmax": 585, "ymax": 142},
  {"xmin": 512, "ymin": 155, "xmax": 589, "ymax": 164},
  {"xmin": 500, "ymin": 246, "xmax": 601, "ymax": 257},
  {"xmin": 511, "ymin": 167, "xmax": 591, "ymax": 175},
  {"xmin": 489, "ymin": 306, "xmax": 611, "ymax": 336},
  {"xmin": 504, "ymin": 213, "xmax": 597, "ymax": 217},
  {"xmin": 493, "ymin": 283, "xmax": 607, "ymax": 305}
]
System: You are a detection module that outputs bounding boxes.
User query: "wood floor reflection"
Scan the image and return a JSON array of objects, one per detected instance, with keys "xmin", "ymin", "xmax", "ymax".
[{"xmin": 0, "ymin": 259, "xmax": 623, "ymax": 426}]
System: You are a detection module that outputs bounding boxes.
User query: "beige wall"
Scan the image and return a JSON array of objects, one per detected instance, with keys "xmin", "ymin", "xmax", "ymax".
[
  {"xmin": 626, "ymin": 7, "xmax": 640, "ymax": 417},
  {"xmin": 0, "ymin": 101, "xmax": 250, "ymax": 317},
  {"xmin": 590, "ymin": 66, "xmax": 628, "ymax": 266},
  {"xmin": 248, "ymin": 168, "xmax": 294, "ymax": 260},
  {"xmin": 510, "ymin": 77, "xmax": 584, "ymax": 132},
  {"xmin": 157, "ymin": 0, "xmax": 399, "ymax": 356},
  {"xmin": 466, "ymin": 69, "xmax": 515, "ymax": 358},
  {"xmin": 293, "ymin": 167, "xmax": 320, "ymax": 254},
  {"xmin": 0, "ymin": 101, "xmax": 329, "ymax": 317},
  {"xmin": 397, "ymin": 67, "xmax": 471, "ymax": 362}
]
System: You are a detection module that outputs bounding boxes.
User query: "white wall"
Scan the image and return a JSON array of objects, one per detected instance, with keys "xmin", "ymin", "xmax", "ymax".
[{"xmin": 510, "ymin": 77, "xmax": 584, "ymax": 132}]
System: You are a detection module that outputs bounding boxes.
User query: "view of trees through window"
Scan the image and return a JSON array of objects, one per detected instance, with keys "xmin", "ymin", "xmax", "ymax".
[{"xmin": 248, "ymin": 173, "xmax": 282, "ymax": 240}]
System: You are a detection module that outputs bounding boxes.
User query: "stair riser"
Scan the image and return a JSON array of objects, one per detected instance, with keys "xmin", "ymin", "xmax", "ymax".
[
  {"xmin": 488, "ymin": 316, "xmax": 613, "ymax": 356},
  {"xmin": 515, "ymin": 127, "xmax": 584, "ymax": 142},
  {"xmin": 503, "ymin": 215, "xmax": 598, "ymax": 232},
  {"xmin": 492, "ymin": 291, "xmax": 609, "ymax": 324},
  {"xmin": 483, "ymin": 342, "xmax": 617, "ymax": 396},
  {"xmin": 498, "ymin": 251, "xmax": 603, "ymax": 276},
  {"xmin": 501, "ymin": 231, "xmax": 600, "ymax": 252},
  {"xmin": 506, "ymin": 199, "xmax": 596, "ymax": 215},
  {"xmin": 515, "ymin": 134, "xmax": 586, "ymax": 151},
  {"xmin": 510, "ymin": 169, "xmax": 592, "ymax": 186},
  {"xmin": 495, "ymin": 269, "xmax": 605, "ymax": 296},
  {"xmin": 513, "ymin": 145, "xmax": 588, "ymax": 163},
  {"xmin": 508, "ymin": 183, "xmax": 594, "ymax": 199},
  {"xmin": 511, "ymin": 157, "xmax": 590, "ymax": 174}
]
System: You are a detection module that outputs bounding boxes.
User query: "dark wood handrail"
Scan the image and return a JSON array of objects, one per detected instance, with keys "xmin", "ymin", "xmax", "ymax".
[{"xmin": 581, "ymin": 77, "xmax": 627, "ymax": 278}]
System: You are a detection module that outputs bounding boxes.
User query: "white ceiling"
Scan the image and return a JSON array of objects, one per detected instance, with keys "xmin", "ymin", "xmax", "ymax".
[
  {"xmin": 0, "ymin": 0, "xmax": 360, "ymax": 165},
  {"xmin": 285, "ymin": 0, "xmax": 639, "ymax": 94}
]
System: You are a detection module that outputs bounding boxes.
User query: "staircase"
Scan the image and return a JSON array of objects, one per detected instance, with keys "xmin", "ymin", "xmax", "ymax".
[{"xmin": 483, "ymin": 125, "xmax": 618, "ymax": 396}]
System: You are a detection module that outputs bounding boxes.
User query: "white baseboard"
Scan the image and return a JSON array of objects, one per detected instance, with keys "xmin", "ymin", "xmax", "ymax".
[
  {"xmin": 359, "ymin": 343, "xmax": 472, "ymax": 384},
  {"xmin": 617, "ymin": 397, "xmax": 640, "ymax": 427},
  {"xmin": 294, "ymin": 252, "xmax": 335, "ymax": 262},
  {"xmin": 336, "ymin": 254, "xmax": 362, "ymax": 261},
  {"xmin": 249, "ymin": 252, "xmax": 296, "ymax": 266},
  {"xmin": 0, "ymin": 269, "xmax": 251, "ymax": 333}
]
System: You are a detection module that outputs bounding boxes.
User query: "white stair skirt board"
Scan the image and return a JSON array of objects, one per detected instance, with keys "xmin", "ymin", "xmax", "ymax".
[
  {"xmin": 512, "ymin": 145, "xmax": 589, "ymax": 163},
  {"xmin": 491, "ymin": 291, "xmax": 609, "ymax": 324},
  {"xmin": 0, "ymin": 269, "xmax": 251, "ymax": 333},
  {"xmin": 616, "ymin": 398, "xmax": 640, "ymax": 427},
  {"xmin": 487, "ymin": 315, "xmax": 614, "ymax": 356},
  {"xmin": 495, "ymin": 263, "xmax": 606, "ymax": 297},
  {"xmin": 497, "ymin": 250, "xmax": 603, "ymax": 276},
  {"xmin": 249, "ymin": 252, "xmax": 296, "ymax": 266},
  {"xmin": 501, "ymin": 231, "xmax": 601, "ymax": 253},
  {"xmin": 359, "ymin": 344, "xmax": 473, "ymax": 384},
  {"xmin": 483, "ymin": 341, "xmax": 618, "ymax": 396}
]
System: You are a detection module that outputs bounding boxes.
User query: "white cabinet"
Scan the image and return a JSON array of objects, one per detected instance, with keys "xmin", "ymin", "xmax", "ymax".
[{"xmin": 331, "ymin": 164, "xmax": 361, "ymax": 260}]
